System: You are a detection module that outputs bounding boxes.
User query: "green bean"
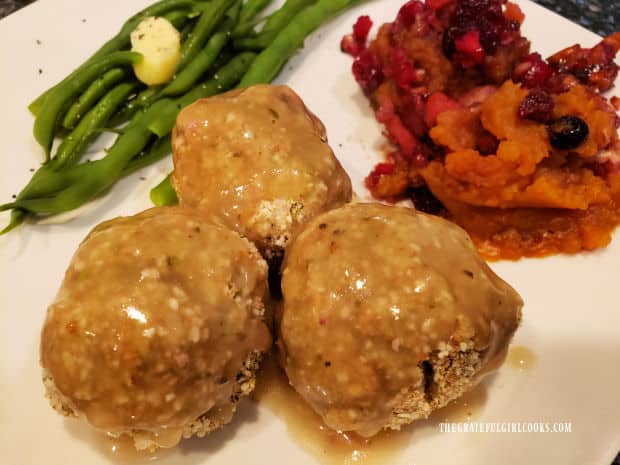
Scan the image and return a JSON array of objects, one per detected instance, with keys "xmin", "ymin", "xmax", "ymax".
[
  {"xmin": 3, "ymin": 52, "xmax": 256, "ymax": 217},
  {"xmin": 123, "ymin": 136, "xmax": 172, "ymax": 176},
  {"xmin": 62, "ymin": 68, "xmax": 127, "ymax": 130},
  {"xmin": 239, "ymin": 0, "xmax": 361, "ymax": 87},
  {"xmin": 231, "ymin": 18, "xmax": 262, "ymax": 38},
  {"xmin": 28, "ymin": 0, "xmax": 201, "ymax": 115},
  {"xmin": 108, "ymin": 86, "xmax": 158, "ymax": 127},
  {"xmin": 179, "ymin": 0, "xmax": 236, "ymax": 69},
  {"xmin": 180, "ymin": 17, "xmax": 197, "ymax": 41},
  {"xmin": 150, "ymin": 173, "xmax": 178, "ymax": 206},
  {"xmin": 163, "ymin": 8, "xmax": 192, "ymax": 29},
  {"xmin": 233, "ymin": 31, "xmax": 271, "ymax": 50},
  {"xmin": 148, "ymin": 51, "xmax": 256, "ymax": 137},
  {"xmin": 234, "ymin": 0, "xmax": 314, "ymax": 49},
  {"xmin": 54, "ymin": 82, "xmax": 138, "ymax": 169},
  {"xmin": 33, "ymin": 51, "xmax": 142, "ymax": 159},
  {"xmin": 231, "ymin": 0, "xmax": 273, "ymax": 38},
  {"xmin": 239, "ymin": 0, "xmax": 273, "ymax": 23},
  {"xmin": 159, "ymin": 14, "xmax": 236, "ymax": 97},
  {"xmin": 261, "ymin": 0, "xmax": 316, "ymax": 33},
  {"xmin": 211, "ymin": 45, "xmax": 236, "ymax": 69}
]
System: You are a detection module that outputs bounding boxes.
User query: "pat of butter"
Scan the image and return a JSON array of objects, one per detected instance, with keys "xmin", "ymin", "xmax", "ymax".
[{"xmin": 130, "ymin": 16, "xmax": 181, "ymax": 86}]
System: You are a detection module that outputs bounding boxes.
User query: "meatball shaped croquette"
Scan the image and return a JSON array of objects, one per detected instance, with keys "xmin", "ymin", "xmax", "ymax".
[
  {"xmin": 40, "ymin": 207, "xmax": 272, "ymax": 451},
  {"xmin": 279, "ymin": 203, "xmax": 522, "ymax": 437},
  {"xmin": 172, "ymin": 84, "xmax": 352, "ymax": 260}
]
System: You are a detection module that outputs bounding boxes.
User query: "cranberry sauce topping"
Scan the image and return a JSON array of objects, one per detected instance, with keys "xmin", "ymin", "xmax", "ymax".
[
  {"xmin": 352, "ymin": 49, "xmax": 384, "ymax": 93},
  {"xmin": 514, "ymin": 33, "xmax": 620, "ymax": 93},
  {"xmin": 518, "ymin": 89, "xmax": 554, "ymax": 122},
  {"xmin": 366, "ymin": 162, "xmax": 396, "ymax": 190},
  {"xmin": 341, "ymin": 15, "xmax": 374, "ymax": 57},
  {"xmin": 548, "ymin": 32, "xmax": 620, "ymax": 92},
  {"xmin": 513, "ymin": 52, "xmax": 555, "ymax": 89},
  {"xmin": 442, "ymin": 0, "xmax": 521, "ymax": 67}
]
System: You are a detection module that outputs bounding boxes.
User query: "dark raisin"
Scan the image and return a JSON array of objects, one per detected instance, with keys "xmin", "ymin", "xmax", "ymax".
[
  {"xmin": 408, "ymin": 186, "xmax": 445, "ymax": 215},
  {"xmin": 477, "ymin": 130, "xmax": 499, "ymax": 155},
  {"xmin": 547, "ymin": 115, "xmax": 589, "ymax": 150},
  {"xmin": 518, "ymin": 89, "xmax": 554, "ymax": 122}
]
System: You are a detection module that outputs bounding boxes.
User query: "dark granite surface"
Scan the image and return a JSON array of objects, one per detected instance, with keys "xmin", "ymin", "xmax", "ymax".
[{"xmin": 0, "ymin": 0, "xmax": 618, "ymax": 464}]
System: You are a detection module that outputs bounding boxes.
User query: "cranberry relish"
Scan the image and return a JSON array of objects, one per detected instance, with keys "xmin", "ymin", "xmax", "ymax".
[
  {"xmin": 342, "ymin": 0, "xmax": 620, "ymax": 202},
  {"xmin": 342, "ymin": 0, "xmax": 620, "ymax": 258}
]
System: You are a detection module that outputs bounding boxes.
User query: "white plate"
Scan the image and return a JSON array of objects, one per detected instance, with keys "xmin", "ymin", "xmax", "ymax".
[{"xmin": 1, "ymin": 1, "xmax": 619, "ymax": 464}]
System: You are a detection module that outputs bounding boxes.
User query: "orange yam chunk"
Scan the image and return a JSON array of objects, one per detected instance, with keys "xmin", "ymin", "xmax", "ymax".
[
  {"xmin": 430, "ymin": 109, "xmax": 480, "ymax": 151},
  {"xmin": 480, "ymin": 81, "xmax": 550, "ymax": 176}
]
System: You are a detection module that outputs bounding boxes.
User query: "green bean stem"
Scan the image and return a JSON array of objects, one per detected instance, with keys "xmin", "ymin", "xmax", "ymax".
[
  {"xmin": 61, "ymin": 68, "xmax": 127, "ymax": 130},
  {"xmin": 33, "ymin": 51, "xmax": 142, "ymax": 159},
  {"xmin": 239, "ymin": 0, "xmax": 362, "ymax": 86}
]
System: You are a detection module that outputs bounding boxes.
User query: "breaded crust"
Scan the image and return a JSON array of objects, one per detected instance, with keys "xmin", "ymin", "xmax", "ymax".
[{"xmin": 43, "ymin": 351, "xmax": 264, "ymax": 451}]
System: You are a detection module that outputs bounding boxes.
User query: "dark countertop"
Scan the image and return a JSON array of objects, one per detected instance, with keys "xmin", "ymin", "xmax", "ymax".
[
  {"xmin": 0, "ymin": 0, "xmax": 618, "ymax": 464},
  {"xmin": 1, "ymin": 0, "xmax": 618, "ymax": 35}
]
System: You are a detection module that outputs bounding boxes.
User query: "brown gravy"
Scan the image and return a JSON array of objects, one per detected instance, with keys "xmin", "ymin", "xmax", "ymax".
[
  {"xmin": 73, "ymin": 352, "xmax": 491, "ymax": 464},
  {"xmin": 65, "ymin": 422, "xmax": 174, "ymax": 463},
  {"xmin": 507, "ymin": 346, "xmax": 536, "ymax": 371},
  {"xmin": 252, "ymin": 354, "xmax": 487, "ymax": 465}
]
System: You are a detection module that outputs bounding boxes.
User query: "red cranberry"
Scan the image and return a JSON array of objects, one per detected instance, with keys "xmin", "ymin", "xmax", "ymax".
[
  {"xmin": 425, "ymin": 0, "xmax": 455, "ymax": 10},
  {"xmin": 454, "ymin": 30, "xmax": 485, "ymax": 67},
  {"xmin": 352, "ymin": 49, "xmax": 384, "ymax": 92},
  {"xmin": 365, "ymin": 162, "xmax": 395, "ymax": 189},
  {"xmin": 518, "ymin": 89, "xmax": 554, "ymax": 122},
  {"xmin": 390, "ymin": 48, "xmax": 419, "ymax": 89},
  {"xmin": 424, "ymin": 92, "xmax": 462, "ymax": 127},
  {"xmin": 399, "ymin": 92, "xmax": 428, "ymax": 137},
  {"xmin": 353, "ymin": 15, "xmax": 373, "ymax": 41},
  {"xmin": 513, "ymin": 53, "xmax": 554, "ymax": 88},
  {"xmin": 340, "ymin": 34, "xmax": 362, "ymax": 56},
  {"xmin": 396, "ymin": 0, "xmax": 426, "ymax": 27},
  {"xmin": 341, "ymin": 15, "xmax": 374, "ymax": 57},
  {"xmin": 443, "ymin": 0, "xmax": 521, "ymax": 66}
]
